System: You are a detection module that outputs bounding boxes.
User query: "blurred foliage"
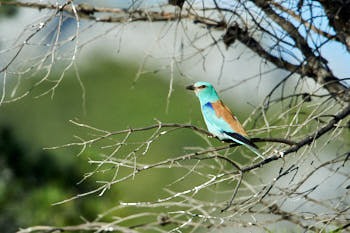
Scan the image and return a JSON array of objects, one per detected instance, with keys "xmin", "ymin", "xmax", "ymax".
[
  {"xmin": 0, "ymin": 0, "xmax": 18, "ymax": 18},
  {"xmin": 0, "ymin": 56, "xmax": 220, "ymax": 232},
  {"xmin": 0, "ymin": 56, "xmax": 347, "ymax": 232}
]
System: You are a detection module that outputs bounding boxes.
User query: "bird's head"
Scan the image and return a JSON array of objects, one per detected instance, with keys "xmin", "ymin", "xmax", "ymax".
[{"xmin": 186, "ymin": 81, "xmax": 220, "ymax": 103}]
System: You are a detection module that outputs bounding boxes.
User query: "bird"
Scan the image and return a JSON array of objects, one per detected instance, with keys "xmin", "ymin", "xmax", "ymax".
[{"xmin": 186, "ymin": 81, "xmax": 264, "ymax": 159}]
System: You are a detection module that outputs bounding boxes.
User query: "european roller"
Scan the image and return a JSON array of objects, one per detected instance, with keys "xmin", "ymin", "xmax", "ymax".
[{"xmin": 186, "ymin": 81, "xmax": 264, "ymax": 159}]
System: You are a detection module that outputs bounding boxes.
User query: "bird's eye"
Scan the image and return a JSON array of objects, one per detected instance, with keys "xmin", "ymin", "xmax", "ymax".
[{"xmin": 199, "ymin": 85, "xmax": 207, "ymax": 89}]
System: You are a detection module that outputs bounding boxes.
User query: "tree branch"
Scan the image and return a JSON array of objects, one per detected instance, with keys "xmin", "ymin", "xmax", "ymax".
[
  {"xmin": 242, "ymin": 104, "xmax": 350, "ymax": 173},
  {"xmin": 249, "ymin": 0, "xmax": 349, "ymax": 102}
]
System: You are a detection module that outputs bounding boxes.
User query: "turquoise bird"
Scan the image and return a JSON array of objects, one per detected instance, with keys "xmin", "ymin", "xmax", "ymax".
[{"xmin": 186, "ymin": 81, "xmax": 264, "ymax": 159}]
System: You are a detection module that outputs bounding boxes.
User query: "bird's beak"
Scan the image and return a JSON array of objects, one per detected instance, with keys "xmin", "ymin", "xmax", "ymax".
[{"xmin": 186, "ymin": 84, "xmax": 195, "ymax": 91}]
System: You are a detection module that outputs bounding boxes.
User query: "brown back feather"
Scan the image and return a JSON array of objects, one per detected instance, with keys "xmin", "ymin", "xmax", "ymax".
[{"xmin": 211, "ymin": 100, "xmax": 248, "ymax": 136}]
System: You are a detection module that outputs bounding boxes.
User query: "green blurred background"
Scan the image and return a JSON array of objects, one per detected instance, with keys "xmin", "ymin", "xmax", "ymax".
[
  {"xmin": 3, "ymin": 3, "xmax": 349, "ymax": 232},
  {"xmin": 1, "ymin": 56, "xmax": 256, "ymax": 232},
  {"xmin": 0, "ymin": 5, "xmax": 257, "ymax": 231}
]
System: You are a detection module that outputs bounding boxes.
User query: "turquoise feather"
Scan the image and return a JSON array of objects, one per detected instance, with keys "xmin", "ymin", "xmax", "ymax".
[{"xmin": 187, "ymin": 81, "xmax": 264, "ymax": 159}]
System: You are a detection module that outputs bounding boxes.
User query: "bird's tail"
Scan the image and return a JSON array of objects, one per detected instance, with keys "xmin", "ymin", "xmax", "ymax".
[
  {"xmin": 245, "ymin": 144, "xmax": 265, "ymax": 160},
  {"xmin": 223, "ymin": 131, "xmax": 265, "ymax": 160}
]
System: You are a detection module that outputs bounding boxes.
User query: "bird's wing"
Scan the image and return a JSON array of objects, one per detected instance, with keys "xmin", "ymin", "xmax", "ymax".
[
  {"xmin": 202, "ymin": 102, "xmax": 233, "ymax": 134},
  {"xmin": 202, "ymin": 101, "xmax": 260, "ymax": 151},
  {"xmin": 211, "ymin": 100, "xmax": 248, "ymax": 136},
  {"xmin": 223, "ymin": 131, "xmax": 259, "ymax": 149}
]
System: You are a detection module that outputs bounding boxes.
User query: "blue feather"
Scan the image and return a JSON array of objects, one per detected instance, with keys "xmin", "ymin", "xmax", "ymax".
[
  {"xmin": 189, "ymin": 81, "xmax": 264, "ymax": 159},
  {"xmin": 203, "ymin": 102, "xmax": 214, "ymax": 110}
]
